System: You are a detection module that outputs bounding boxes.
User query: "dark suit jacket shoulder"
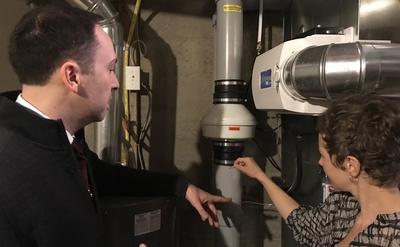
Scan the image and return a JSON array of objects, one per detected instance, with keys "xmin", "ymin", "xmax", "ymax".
[{"xmin": 0, "ymin": 94, "xmax": 188, "ymax": 247}]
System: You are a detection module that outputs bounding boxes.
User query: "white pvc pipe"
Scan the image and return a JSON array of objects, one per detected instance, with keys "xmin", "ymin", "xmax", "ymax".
[
  {"xmin": 215, "ymin": 0, "xmax": 243, "ymax": 80},
  {"xmin": 257, "ymin": 0, "xmax": 263, "ymax": 44},
  {"xmin": 214, "ymin": 0, "xmax": 243, "ymax": 246},
  {"xmin": 214, "ymin": 165, "xmax": 242, "ymax": 247}
]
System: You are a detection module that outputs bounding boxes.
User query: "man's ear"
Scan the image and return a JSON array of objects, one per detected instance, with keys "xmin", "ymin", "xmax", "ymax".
[
  {"xmin": 60, "ymin": 61, "xmax": 81, "ymax": 93},
  {"xmin": 344, "ymin": 155, "xmax": 361, "ymax": 178}
]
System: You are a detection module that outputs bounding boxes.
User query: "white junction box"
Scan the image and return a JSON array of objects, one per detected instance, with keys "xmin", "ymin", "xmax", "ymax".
[{"xmin": 125, "ymin": 66, "xmax": 141, "ymax": 90}]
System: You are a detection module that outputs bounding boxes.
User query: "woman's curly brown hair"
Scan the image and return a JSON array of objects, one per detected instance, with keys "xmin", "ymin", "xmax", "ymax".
[{"xmin": 317, "ymin": 94, "xmax": 400, "ymax": 187}]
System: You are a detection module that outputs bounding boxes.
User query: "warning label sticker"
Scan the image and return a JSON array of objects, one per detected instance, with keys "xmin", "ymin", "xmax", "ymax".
[{"xmin": 223, "ymin": 4, "xmax": 242, "ymax": 12}]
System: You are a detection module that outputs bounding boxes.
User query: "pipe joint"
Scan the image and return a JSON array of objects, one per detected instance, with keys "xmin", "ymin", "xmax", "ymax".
[
  {"xmin": 213, "ymin": 140, "xmax": 244, "ymax": 166},
  {"xmin": 213, "ymin": 79, "xmax": 247, "ymax": 104}
]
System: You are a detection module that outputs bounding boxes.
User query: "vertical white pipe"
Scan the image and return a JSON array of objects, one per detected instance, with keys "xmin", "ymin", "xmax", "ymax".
[
  {"xmin": 214, "ymin": 0, "xmax": 243, "ymax": 246},
  {"xmin": 216, "ymin": 0, "xmax": 243, "ymax": 80},
  {"xmin": 214, "ymin": 165, "xmax": 242, "ymax": 247},
  {"xmin": 257, "ymin": 0, "xmax": 263, "ymax": 55},
  {"xmin": 257, "ymin": 0, "xmax": 263, "ymax": 44}
]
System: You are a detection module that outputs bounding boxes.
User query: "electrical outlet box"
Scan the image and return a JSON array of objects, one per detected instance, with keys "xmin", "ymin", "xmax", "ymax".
[{"xmin": 125, "ymin": 66, "xmax": 141, "ymax": 91}]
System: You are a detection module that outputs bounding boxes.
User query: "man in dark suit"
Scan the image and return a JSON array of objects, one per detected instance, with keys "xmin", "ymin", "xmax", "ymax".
[{"xmin": 0, "ymin": 5, "xmax": 230, "ymax": 247}]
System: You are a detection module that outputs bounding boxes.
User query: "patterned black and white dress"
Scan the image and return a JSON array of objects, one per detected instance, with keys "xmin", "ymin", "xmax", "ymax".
[{"xmin": 286, "ymin": 192, "xmax": 400, "ymax": 246}]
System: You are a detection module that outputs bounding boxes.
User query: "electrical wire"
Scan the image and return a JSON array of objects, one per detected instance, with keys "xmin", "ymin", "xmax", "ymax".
[
  {"xmin": 284, "ymin": 135, "xmax": 303, "ymax": 193},
  {"xmin": 266, "ymin": 156, "xmax": 281, "ymax": 172},
  {"xmin": 121, "ymin": 0, "xmax": 142, "ymax": 167},
  {"xmin": 137, "ymin": 82, "xmax": 152, "ymax": 170},
  {"xmin": 121, "ymin": 0, "xmax": 142, "ymax": 165},
  {"xmin": 241, "ymin": 200, "xmax": 277, "ymax": 212},
  {"xmin": 270, "ymin": 124, "xmax": 282, "ymax": 132},
  {"xmin": 126, "ymin": 30, "xmax": 152, "ymax": 170},
  {"xmin": 123, "ymin": 12, "xmax": 153, "ymax": 170},
  {"xmin": 252, "ymin": 138, "xmax": 281, "ymax": 172},
  {"xmin": 242, "ymin": 201, "xmax": 273, "ymax": 207},
  {"xmin": 130, "ymin": 40, "xmax": 148, "ymax": 61}
]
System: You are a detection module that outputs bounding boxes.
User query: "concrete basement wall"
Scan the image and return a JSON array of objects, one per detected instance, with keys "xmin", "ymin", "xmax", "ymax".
[{"xmin": 0, "ymin": 0, "xmax": 30, "ymax": 92}]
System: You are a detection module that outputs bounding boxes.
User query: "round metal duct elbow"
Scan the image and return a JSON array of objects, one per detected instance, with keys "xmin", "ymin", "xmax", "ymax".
[
  {"xmin": 65, "ymin": 0, "xmax": 119, "ymax": 25},
  {"xmin": 283, "ymin": 42, "xmax": 400, "ymax": 100}
]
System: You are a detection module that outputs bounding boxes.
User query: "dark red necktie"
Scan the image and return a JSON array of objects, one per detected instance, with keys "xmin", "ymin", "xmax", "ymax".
[{"xmin": 71, "ymin": 138, "xmax": 90, "ymax": 190}]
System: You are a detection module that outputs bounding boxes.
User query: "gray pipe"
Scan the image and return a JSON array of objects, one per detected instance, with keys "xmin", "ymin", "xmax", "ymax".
[
  {"xmin": 283, "ymin": 42, "xmax": 400, "ymax": 100},
  {"xmin": 216, "ymin": 0, "xmax": 243, "ymax": 80},
  {"xmin": 213, "ymin": 1, "xmax": 244, "ymax": 247}
]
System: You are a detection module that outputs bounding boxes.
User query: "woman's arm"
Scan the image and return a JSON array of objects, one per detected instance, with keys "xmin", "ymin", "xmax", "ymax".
[{"xmin": 234, "ymin": 157, "xmax": 299, "ymax": 219}]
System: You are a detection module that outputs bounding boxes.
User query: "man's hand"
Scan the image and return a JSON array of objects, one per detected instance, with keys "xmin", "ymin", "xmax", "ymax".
[{"xmin": 185, "ymin": 184, "xmax": 232, "ymax": 227}]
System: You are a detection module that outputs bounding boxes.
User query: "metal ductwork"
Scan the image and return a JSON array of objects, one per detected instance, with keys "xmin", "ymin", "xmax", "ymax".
[
  {"xmin": 286, "ymin": 0, "xmax": 400, "ymax": 42},
  {"xmin": 283, "ymin": 42, "xmax": 400, "ymax": 100}
]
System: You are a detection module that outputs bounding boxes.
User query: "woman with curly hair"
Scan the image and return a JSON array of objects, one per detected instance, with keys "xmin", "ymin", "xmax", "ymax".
[{"xmin": 235, "ymin": 94, "xmax": 400, "ymax": 246}]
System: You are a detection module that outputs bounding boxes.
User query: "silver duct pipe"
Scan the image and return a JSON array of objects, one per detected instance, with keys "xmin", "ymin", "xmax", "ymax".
[
  {"xmin": 283, "ymin": 42, "xmax": 400, "ymax": 100},
  {"xmin": 65, "ymin": 0, "xmax": 123, "ymax": 163}
]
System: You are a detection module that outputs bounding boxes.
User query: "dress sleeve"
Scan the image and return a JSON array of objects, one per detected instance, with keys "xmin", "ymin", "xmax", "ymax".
[{"xmin": 285, "ymin": 192, "xmax": 345, "ymax": 246}]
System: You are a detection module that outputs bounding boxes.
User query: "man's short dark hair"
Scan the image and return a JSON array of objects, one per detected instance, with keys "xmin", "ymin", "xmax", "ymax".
[
  {"xmin": 8, "ymin": 4, "xmax": 101, "ymax": 85},
  {"xmin": 318, "ymin": 94, "xmax": 400, "ymax": 187}
]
